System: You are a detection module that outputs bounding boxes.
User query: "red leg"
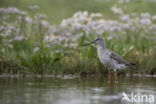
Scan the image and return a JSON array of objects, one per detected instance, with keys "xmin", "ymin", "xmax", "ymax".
[
  {"xmin": 108, "ymin": 69, "xmax": 111, "ymax": 83},
  {"xmin": 115, "ymin": 71, "xmax": 118, "ymax": 83}
]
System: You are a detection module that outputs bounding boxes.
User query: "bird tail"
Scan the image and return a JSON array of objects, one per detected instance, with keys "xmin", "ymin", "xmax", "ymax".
[
  {"xmin": 130, "ymin": 63, "xmax": 136, "ymax": 66},
  {"xmin": 127, "ymin": 63, "xmax": 136, "ymax": 66}
]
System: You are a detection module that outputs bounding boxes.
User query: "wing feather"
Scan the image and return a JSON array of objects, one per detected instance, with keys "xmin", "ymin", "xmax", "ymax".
[{"xmin": 109, "ymin": 51, "xmax": 130, "ymax": 65}]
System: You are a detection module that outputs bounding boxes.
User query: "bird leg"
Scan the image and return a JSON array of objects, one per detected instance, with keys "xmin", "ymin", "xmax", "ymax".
[
  {"xmin": 115, "ymin": 71, "xmax": 118, "ymax": 83},
  {"xmin": 108, "ymin": 69, "xmax": 111, "ymax": 83}
]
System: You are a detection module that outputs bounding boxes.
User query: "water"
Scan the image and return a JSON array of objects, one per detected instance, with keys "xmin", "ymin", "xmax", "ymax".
[{"xmin": 0, "ymin": 76, "xmax": 156, "ymax": 104}]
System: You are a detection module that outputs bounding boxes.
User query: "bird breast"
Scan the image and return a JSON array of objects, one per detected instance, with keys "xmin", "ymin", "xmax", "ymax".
[
  {"xmin": 97, "ymin": 46, "xmax": 127, "ymax": 70},
  {"xmin": 97, "ymin": 47, "xmax": 110, "ymax": 66}
]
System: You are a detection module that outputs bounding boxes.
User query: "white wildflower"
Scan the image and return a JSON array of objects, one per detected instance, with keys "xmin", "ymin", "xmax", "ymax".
[
  {"xmin": 1, "ymin": 48, "xmax": 6, "ymax": 54},
  {"xmin": 90, "ymin": 13, "xmax": 103, "ymax": 18},
  {"xmin": 120, "ymin": 15, "xmax": 129, "ymax": 21},
  {"xmin": 140, "ymin": 13, "xmax": 150, "ymax": 19},
  {"xmin": 119, "ymin": 0, "xmax": 131, "ymax": 3},
  {"xmin": 107, "ymin": 36, "xmax": 114, "ymax": 40},
  {"xmin": 28, "ymin": 5, "xmax": 39, "ymax": 11},
  {"xmin": 140, "ymin": 18, "xmax": 151, "ymax": 25},
  {"xmin": 4, "ymin": 7, "xmax": 20, "ymax": 14},
  {"xmin": 152, "ymin": 25, "xmax": 156, "ymax": 29},
  {"xmin": 0, "ymin": 26, "xmax": 4, "ymax": 31},
  {"xmin": 20, "ymin": 11, "xmax": 27, "ymax": 16},
  {"xmin": 41, "ymin": 20, "xmax": 49, "ymax": 28},
  {"xmin": 14, "ymin": 36, "xmax": 25, "ymax": 41},
  {"xmin": 25, "ymin": 17, "xmax": 32, "ymax": 23},
  {"xmin": 43, "ymin": 35, "xmax": 53, "ymax": 43},
  {"xmin": 37, "ymin": 14, "xmax": 47, "ymax": 19},
  {"xmin": 129, "ymin": 46, "xmax": 134, "ymax": 50},
  {"xmin": 33, "ymin": 47, "xmax": 40, "ymax": 53},
  {"xmin": 152, "ymin": 15, "xmax": 156, "ymax": 21},
  {"xmin": 111, "ymin": 6, "xmax": 123, "ymax": 14},
  {"xmin": 5, "ymin": 30, "xmax": 12, "ymax": 36}
]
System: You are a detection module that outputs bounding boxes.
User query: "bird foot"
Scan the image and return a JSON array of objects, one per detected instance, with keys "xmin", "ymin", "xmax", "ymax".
[{"xmin": 115, "ymin": 81, "xmax": 118, "ymax": 83}]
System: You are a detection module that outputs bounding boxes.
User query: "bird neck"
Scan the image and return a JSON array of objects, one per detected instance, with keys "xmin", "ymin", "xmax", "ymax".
[{"xmin": 97, "ymin": 42, "xmax": 106, "ymax": 50}]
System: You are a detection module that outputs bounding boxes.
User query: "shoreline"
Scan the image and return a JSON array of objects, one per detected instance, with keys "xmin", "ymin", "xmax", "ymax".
[{"xmin": 0, "ymin": 73, "xmax": 156, "ymax": 78}]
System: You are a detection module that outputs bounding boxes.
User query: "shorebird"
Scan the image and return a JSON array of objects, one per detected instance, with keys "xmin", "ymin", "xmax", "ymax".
[{"xmin": 83, "ymin": 38, "xmax": 135, "ymax": 83}]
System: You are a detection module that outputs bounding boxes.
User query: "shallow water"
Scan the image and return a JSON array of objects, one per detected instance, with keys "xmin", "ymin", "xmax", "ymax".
[{"xmin": 0, "ymin": 76, "xmax": 156, "ymax": 104}]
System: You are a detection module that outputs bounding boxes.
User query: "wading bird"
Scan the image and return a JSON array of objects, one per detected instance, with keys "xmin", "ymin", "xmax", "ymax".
[{"xmin": 83, "ymin": 38, "xmax": 135, "ymax": 83}]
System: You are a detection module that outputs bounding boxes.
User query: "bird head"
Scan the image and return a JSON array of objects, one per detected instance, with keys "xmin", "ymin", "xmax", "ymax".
[{"xmin": 83, "ymin": 37, "xmax": 105, "ymax": 46}]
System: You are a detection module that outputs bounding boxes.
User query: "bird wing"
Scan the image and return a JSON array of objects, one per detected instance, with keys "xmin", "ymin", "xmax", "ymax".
[{"xmin": 109, "ymin": 50, "xmax": 129, "ymax": 65}]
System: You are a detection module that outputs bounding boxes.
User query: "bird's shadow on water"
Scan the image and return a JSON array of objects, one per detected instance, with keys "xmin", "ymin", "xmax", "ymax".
[
  {"xmin": 107, "ymin": 82, "xmax": 118, "ymax": 94},
  {"xmin": 77, "ymin": 76, "xmax": 124, "ymax": 103},
  {"xmin": 78, "ymin": 76, "xmax": 156, "ymax": 104}
]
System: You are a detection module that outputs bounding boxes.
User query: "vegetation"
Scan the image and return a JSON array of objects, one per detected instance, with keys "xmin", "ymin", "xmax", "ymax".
[{"xmin": 0, "ymin": 0, "xmax": 155, "ymax": 76}]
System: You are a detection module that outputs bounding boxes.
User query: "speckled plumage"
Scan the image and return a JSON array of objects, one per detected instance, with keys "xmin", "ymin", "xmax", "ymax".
[
  {"xmin": 97, "ymin": 44, "xmax": 127, "ymax": 71},
  {"xmin": 84, "ymin": 37, "xmax": 135, "ymax": 71},
  {"xmin": 83, "ymin": 37, "xmax": 135, "ymax": 82}
]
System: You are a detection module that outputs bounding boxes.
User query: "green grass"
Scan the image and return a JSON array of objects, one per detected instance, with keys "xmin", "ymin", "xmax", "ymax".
[
  {"xmin": 0, "ymin": 0, "xmax": 156, "ymax": 76},
  {"xmin": 0, "ymin": 0, "xmax": 156, "ymax": 24}
]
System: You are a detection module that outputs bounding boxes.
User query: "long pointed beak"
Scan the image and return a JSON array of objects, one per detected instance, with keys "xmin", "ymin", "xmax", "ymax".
[{"xmin": 83, "ymin": 39, "xmax": 97, "ymax": 46}]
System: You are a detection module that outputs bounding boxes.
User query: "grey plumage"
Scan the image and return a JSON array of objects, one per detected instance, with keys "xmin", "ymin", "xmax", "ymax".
[
  {"xmin": 83, "ymin": 37, "xmax": 136, "ymax": 71},
  {"xmin": 110, "ymin": 51, "xmax": 133, "ymax": 66},
  {"xmin": 83, "ymin": 37, "xmax": 136, "ymax": 82}
]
